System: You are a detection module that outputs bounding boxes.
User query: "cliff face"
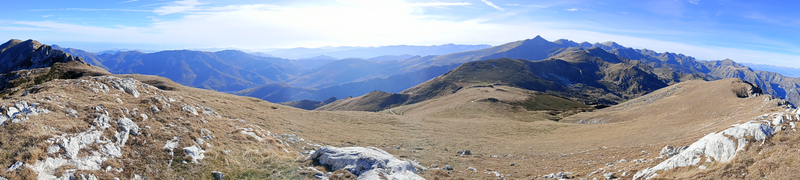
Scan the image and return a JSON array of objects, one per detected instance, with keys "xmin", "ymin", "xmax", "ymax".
[{"xmin": 0, "ymin": 39, "xmax": 85, "ymax": 74}]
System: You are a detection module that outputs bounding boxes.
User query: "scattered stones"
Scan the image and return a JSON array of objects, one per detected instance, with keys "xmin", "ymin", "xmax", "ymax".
[
  {"xmin": 278, "ymin": 134, "xmax": 304, "ymax": 143},
  {"xmin": 543, "ymin": 172, "xmax": 570, "ymax": 179},
  {"xmin": 443, "ymin": 165, "xmax": 454, "ymax": 170},
  {"xmin": 308, "ymin": 146, "xmax": 423, "ymax": 180},
  {"xmin": 164, "ymin": 137, "xmax": 180, "ymax": 156},
  {"xmin": 150, "ymin": 105, "xmax": 159, "ymax": 113},
  {"xmin": 457, "ymin": 150, "xmax": 471, "ymax": 156},
  {"xmin": 211, "ymin": 171, "xmax": 224, "ymax": 180},
  {"xmin": 467, "ymin": 167, "xmax": 477, "ymax": 172},
  {"xmin": 604, "ymin": 172, "xmax": 616, "ymax": 180},
  {"xmin": 7, "ymin": 161, "xmax": 23, "ymax": 171},
  {"xmin": 240, "ymin": 129, "xmax": 264, "ymax": 141},
  {"xmin": 201, "ymin": 129, "xmax": 214, "ymax": 140},
  {"xmin": 182, "ymin": 105, "xmax": 198, "ymax": 116}
]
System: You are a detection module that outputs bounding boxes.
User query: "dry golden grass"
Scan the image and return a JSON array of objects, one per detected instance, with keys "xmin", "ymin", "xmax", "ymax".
[{"xmin": 0, "ymin": 61, "xmax": 786, "ymax": 180}]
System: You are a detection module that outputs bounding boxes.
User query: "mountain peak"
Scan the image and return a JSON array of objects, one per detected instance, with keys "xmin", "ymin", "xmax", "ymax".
[
  {"xmin": 530, "ymin": 35, "xmax": 548, "ymax": 42},
  {"xmin": 553, "ymin": 39, "xmax": 580, "ymax": 47},
  {"xmin": 600, "ymin": 41, "xmax": 626, "ymax": 49},
  {"xmin": 0, "ymin": 39, "xmax": 86, "ymax": 74}
]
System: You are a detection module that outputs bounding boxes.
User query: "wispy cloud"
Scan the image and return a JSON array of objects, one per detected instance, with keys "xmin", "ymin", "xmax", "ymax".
[
  {"xmin": 412, "ymin": 2, "xmax": 471, "ymax": 7},
  {"xmin": 480, "ymin": 0, "xmax": 504, "ymax": 11},
  {"xmin": 154, "ymin": 0, "xmax": 204, "ymax": 15},
  {"xmin": 29, "ymin": 8, "xmax": 149, "ymax": 12},
  {"xmin": 120, "ymin": 0, "xmax": 139, "ymax": 4},
  {"xmin": 688, "ymin": 0, "xmax": 700, "ymax": 5},
  {"xmin": 505, "ymin": 4, "xmax": 547, "ymax": 8},
  {"xmin": 565, "ymin": 8, "xmax": 579, "ymax": 12},
  {"xmin": 42, "ymin": 15, "xmax": 54, "ymax": 18}
]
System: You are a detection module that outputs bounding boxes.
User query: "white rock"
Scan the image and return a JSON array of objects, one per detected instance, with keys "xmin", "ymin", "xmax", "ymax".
[
  {"xmin": 182, "ymin": 105, "xmax": 198, "ymax": 116},
  {"xmin": 78, "ymin": 174, "xmax": 99, "ymax": 180},
  {"xmin": 113, "ymin": 78, "xmax": 140, "ymax": 98},
  {"xmin": 7, "ymin": 161, "xmax": 23, "ymax": 171},
  {"xmin": 115, "ymin": 118, "xmax": 139, "ymax": 147},
  {"xmin": 183, "ymin": 145, "xmax": 205, "ymax": 163},
  {"xmin": 164, "ymin": 137, "xmax": 180, "ymax": 156},
  {"xmin": 150, "ymin": 105, "xmax": 159, "ymax": 113},
  {"xmin": 634, "ymin": 121, "xmax": 774, "ymax": 180},
  {"xmin": 772, "ymin": 113, "xmax": 785, "ymax": 125},
  {"xmin": 93, "ymin": 115, "xmax": 112, "ymax": 130},
  {"xmin": 241, "ymin": 130, "xmax": 263, "ymax": 141},
  {"xmin": 57, "ymin": 130, "xmax": 105, "ymax": 159},
  {"xmin": 7, "ymin": 107, "xmax": 18, "ymax": 118},
  {"xmin": 309, "ymin": 146, "xmax": 424, "ymax": 180},
  {"xmin": 0, "ymin": 115, "xmax": 8, "ymax": 126}
]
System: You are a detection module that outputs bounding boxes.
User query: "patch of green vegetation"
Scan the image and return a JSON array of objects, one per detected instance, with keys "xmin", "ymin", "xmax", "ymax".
[
  {"xmin": 511, "ymin": 94, "xmax": 591, "ymax": 111},
  {"xmin": 34, "ymin": 63, "xmax": 83, "ymax": 85}
]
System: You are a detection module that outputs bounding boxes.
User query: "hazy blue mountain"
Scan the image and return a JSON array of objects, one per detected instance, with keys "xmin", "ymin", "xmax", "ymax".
[
  {"xmin": 740, "ymin": 63, "xmax": 800, "ymax": 78},
  {"xmin": 263, "ymin": 44, "xmax": 490, "ymax": 59},
  {"xmin": 288, "ymin": 58, "xmax": 408, "ymax": 88},
  {"xmin": 249, "ymin": 52, "xmax": 277, "ymax": 58},
  {"xmin": 84, "ymin": 49, "xmax": 303, "ymax": 92},
  {"xmin": 52, "ymin": 45, "xmax": 110, "ymax": 70},
  {"xmin": 367, "ymin": 54, "xmax": 415, "ymax": 61},
  {"xmin": 236, "ymin": 63, "xmax": 459, "ymax": 103}
]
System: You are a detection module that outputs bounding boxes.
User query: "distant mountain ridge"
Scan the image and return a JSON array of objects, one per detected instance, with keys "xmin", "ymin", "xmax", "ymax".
[
  {"xmin": 264, "ymin": 44, "xmax": 491, "ymax": 59},
  {"xmin": 39, "ymin": 36, "xmax": 800, "ymax": 107},
  {"xmin": 320, "ymin": 37, "xmax": 800, "ymax": 111}
]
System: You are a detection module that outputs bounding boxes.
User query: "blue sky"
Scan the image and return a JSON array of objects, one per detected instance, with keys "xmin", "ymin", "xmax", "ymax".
[{"xmin": 1, "ymin": 0, "xmax": 800, "ymax": 67}]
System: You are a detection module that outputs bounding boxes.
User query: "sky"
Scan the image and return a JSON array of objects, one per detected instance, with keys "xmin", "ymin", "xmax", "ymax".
[{"xmin": 1, "ymin": 0, "xmax": 800, "ymax": 67}]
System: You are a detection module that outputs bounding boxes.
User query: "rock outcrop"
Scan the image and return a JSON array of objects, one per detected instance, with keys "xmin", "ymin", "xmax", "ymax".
[
  {"xmin": 308, "ymin": 146, "xmax": 424, "ymax": 180},
  {"xmin": 0, "ymin": 39, "xmax": 85, "ymax": 74},
  {"xmin": 633, "ymin": 111, "xmax": 792, "ymax": 179}
]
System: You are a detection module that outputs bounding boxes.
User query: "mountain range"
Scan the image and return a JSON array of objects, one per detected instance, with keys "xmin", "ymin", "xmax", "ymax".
[{"xmin": 44, "ymin": 36, "xmax": 800, "ymax": 110}]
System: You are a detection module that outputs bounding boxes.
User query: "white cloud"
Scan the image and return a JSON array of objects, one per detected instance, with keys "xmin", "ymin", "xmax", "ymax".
[
  {"xmin": 505, "ymin": 4, "xmax": 547, "ymax": 8},
  {"xmin": 154, "ymin": 0, "xmax": 204, "ymax": 15},
  {"xmin": 480, "ymin": 0, "xmax": 504, "ymax": 11},
  {"xmin": 29, "ymin": 8, "xmax": 148, "ymax": 12},
  {"xmin": 42, "ymin": 15, "xmax": 53, "ymax": 18},
  {"xmin": 412, "ymin": 2, "xmax": 471, "ymax": 7},
  {"xmin": 121, "ymin": 0, "xmax": 139, "ymax": 3},
  {"xmin": 688, "ymin": 0, "xmax": 699, "ymax": 4},
  {"xmin": 566, "ymin": 8, "xmax": 579, "ymax": 12}
]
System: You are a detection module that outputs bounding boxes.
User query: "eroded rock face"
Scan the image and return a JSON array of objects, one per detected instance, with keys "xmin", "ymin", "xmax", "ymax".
[
  {"xmin": 309, "ymin": 146, "xmax": 424, "ymax": 180},
  {"xmin": 634, "ymin": 120, "xmax": 776, "ymax": 180},
  {"xmin": 0, "ymin": 39, "xmax": 86, "ymax": 74}
]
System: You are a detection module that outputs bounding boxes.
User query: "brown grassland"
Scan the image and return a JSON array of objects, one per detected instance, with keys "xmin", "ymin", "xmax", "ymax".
[{"xmin": 0, "ymin": 62, "xmax": 795, "ymax": 179}]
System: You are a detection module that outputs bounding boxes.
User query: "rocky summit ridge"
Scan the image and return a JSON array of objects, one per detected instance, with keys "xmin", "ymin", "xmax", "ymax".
[{"xmin": 0, "ymin": 39, "xmax": 86, "ymax": 74}]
